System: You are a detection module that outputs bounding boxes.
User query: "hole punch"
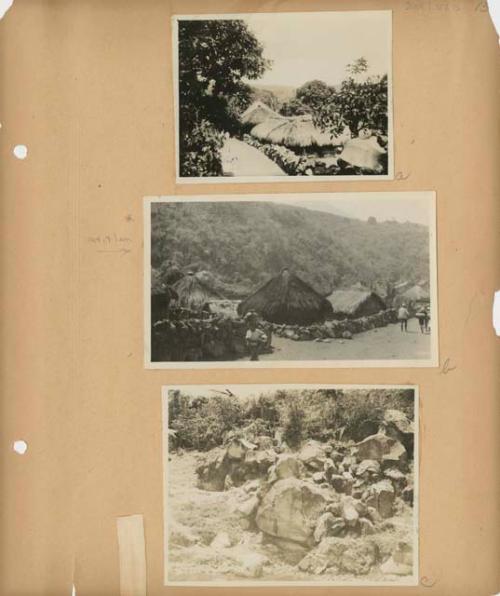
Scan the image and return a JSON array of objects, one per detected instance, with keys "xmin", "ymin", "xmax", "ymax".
[
  {"xmin": 13, "ymin": 144, "xmax": 28, "ymax": 159},
  {"xmin": 13, "ymin": 440, "xmax": 28, "ymax": 455}
]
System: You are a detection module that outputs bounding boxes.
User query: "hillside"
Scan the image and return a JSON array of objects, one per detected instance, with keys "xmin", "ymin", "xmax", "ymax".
[{"xmin": 151, "ymin": 201, "xmax": 430, "ymax": 298}]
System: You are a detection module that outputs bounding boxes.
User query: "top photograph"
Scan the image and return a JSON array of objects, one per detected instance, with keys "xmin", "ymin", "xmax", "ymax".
[{"xmin": 172, "ymin": 11, "xmax": 393, "ymax": 183}]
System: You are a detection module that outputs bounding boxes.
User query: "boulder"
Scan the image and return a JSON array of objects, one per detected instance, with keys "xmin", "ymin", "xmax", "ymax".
[
  {"xmin": 312, "ymin": 471, "xmax": 326, "ymax": 484},
  {"xmin": 242, "ymin": 449, "xmax": 277, "ymax": 479},
  {"xmin": 196, "ymin": 448, "xmax": 231, "ymax": 491},
  {"xmin": 273, "ymin": 454, "xmax": 302, "ymax": 480},
  {"xmin": 330, "ymin": 474, "xmax": 353, "ymax": 495},
  {"xmin": 366, "ymin": 479, "xmax": 395, "ymax": 518},
  {"xmin": 234, "ymin": 494, "xmax": 260, "ymax": 519},
  {"xmin": 342, "ymin": 330, "xmax": 353, "ymax": 339},
  {"xmin": 354, "ymin": 433, "xmax": 407, "ymax": 468},
  {"xmin": 356, "ymin": 459, "xmax": 381, "ymax": 477},
  {"xmin": 383, "ymin": 409, "xmax": 414, "ymax": 455},
  {"xmin": 255, "ymin": 478, "xmax": 330, "ymax": 544},
  {"xmin": 298, "ymin": 441, "xmax": 326, "ymax": 470},
  {"xmin": 299, "ymin": 537, "xmax": 377, "ymax": 576},
  {"xmin": 313, "ymin": 512, "xmax": 336, "ymax": 543}
]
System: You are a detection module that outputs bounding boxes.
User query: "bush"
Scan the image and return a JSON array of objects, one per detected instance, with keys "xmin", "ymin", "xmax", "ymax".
[
  {"xmin": 179, "ymin": 119, "xmax": 225, "ymax": 177},
  {"xmin": 283, "ymin": 401, "xmax": 304, "ymax": 448}
]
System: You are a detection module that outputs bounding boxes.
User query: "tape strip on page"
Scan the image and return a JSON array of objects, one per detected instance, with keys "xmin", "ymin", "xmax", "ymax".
[
  {"xmin": 116, "ymin": 514, "xmax": 147, "ymax": 596},
  {"xmin": 493, "ymin": 291, "xmax": 500, "ymax": 336}
]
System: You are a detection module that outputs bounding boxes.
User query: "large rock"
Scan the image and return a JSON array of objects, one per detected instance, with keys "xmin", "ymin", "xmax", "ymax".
[
  {"xmin": 356, "ymin": 459, "xmax": 380, "ymax": 478},
  {"xmin": 196, "ymin": 448, "xmax": 231, "ymax": 491},
  {"xmin": 366, "ymin": 479, "xmax": 395, "ymax": 518},
  {"xmin": 298, "ymin": 537, "xmax": 377, "ymax": 576},
  {"xmin": 298, "ymin": 440, "xmax": 326, "ymax": 470},
  {"xmin": 273, "ymin": 454, "xmax": 302, "ymax": 480},
  {"xmin": 241, "ymin": 449, "xmax": 277, "ymax": 480},
  {"xmin": 383, "ymin": 409, "xmax": 414, "ymax": 455},
  {"xmin": 354, "ymin": 433, "xmax": 407, "ymax": 467},
  {"xmin": 255, "ymin": 478, "xmax": 330, "ymax": 544}
]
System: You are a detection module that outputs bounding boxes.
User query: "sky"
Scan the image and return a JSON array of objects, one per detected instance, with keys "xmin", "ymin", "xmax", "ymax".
[
  {"xmin": 273, "ymin": 194, "xmax": 432, "ymax": 226},
  {"xmin": 240, "ymin": 11, "xmax": 391, "ymax": 88}
]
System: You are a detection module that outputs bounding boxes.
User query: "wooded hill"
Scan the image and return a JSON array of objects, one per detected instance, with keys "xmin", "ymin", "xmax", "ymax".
[{"xmin": 151, "ymin": 201, "xmax": 430, "ymax": 298}]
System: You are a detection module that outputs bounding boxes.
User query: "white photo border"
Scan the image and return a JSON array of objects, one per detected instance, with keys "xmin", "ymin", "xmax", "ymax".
[{"xmin": 171, "ymin": 11, "xmax": 394, "ymax": 183}]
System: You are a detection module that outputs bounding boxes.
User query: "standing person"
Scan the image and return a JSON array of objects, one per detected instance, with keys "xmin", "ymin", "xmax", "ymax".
[
  {"xmin": 397, "ymin": 303, "xmax": 409, "ymax": 332},
  {"xmin": 244, "ymin": 311, "xmax": 267, "ymax": 361},
  {"xmin": 423, "ymin": 305, "xmax": 430, "ymax": 333},
  {"xmin": 415, "ymin": 306, "xmax": 426, "ymax": 334}
]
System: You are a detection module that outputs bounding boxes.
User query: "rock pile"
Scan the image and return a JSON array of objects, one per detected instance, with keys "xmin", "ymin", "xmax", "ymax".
[
  {"xmin": 192, "ymin": 414, "xmax": 415, "ymax": 578},
  {"xmin": 270, "ymin": 309, "xmax": 397, "ymax": 342}
]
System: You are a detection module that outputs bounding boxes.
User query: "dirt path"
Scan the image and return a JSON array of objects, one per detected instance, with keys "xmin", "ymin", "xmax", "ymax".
[
  {"xmin": 254, "ymin": 319, "xmax": 431, "ymax": 362},
  {"xmin": 221, "ymin": 137, "xmax": 286, "ymax": 177}
]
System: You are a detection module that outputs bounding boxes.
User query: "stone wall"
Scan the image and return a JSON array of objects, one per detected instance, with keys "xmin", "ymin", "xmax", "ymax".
[{"xmin": 151, "ymin": 309, "xmax": 397, "ymax": 361}]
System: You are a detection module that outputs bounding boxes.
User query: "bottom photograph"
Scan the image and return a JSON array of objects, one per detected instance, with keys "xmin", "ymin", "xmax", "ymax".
[{"xmin": 162, "ymin": 384, "xmax": 418, "ymax": 586}]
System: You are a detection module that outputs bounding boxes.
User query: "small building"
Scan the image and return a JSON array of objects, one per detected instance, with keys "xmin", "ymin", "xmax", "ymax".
[
  {"xmin": 173, "ymin": 272, "xmax": 223, "ymax": 311},
  {"xmin": 326, "ymin": 290, "xmax": 386, "ymax": 320},
  {"xmin": 238, "ymin": 268, "xmax": 333, "ymax": 325}
]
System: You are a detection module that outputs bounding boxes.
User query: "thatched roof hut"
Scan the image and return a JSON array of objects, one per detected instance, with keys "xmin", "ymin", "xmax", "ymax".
[
  {"xmin": 237, "ymin": 268, "xmax": 333, "ymax": 325},
  {"xmin": 327, "ymin": 290, "xmax": 386, "ymax": 320},
  {"xmin": 173, "ymin": 272, "xmax": 223, "ymax": 311},
  {"xmin": 402, "ymin": 284, "xmax": 430, "ymax": 302},
  {"xmin": 240, "ymin": 101, "xmax": 280, "ymax": 126},
  {"xmin": 250, "ymin": 114, "xmax": 345, "ymax": 148}
]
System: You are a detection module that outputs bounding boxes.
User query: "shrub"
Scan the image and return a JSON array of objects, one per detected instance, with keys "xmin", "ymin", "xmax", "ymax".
[{"xmin": 179, "ymin": 119, "xmax": 225, "ymax": 177}]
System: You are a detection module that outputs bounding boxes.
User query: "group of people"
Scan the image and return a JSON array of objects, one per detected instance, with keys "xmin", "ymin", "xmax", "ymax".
[{"xmin": 397, "ymin": 303, "xmax": 431, "ymax": 334}]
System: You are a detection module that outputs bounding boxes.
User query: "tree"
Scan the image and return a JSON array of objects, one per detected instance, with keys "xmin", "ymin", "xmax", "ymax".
[
  {"xmin": 178, "ymin": 19, "xmax": 270, "ymax": 176},
  {"xmin": 313, "ymin": 60, "xmax": 388, "ymax": 137}
]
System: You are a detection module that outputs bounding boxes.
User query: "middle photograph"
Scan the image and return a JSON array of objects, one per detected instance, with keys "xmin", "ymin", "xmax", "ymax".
[{"xmin": 145, "ymin": 192, "xmax": 438, "ymax": 369}]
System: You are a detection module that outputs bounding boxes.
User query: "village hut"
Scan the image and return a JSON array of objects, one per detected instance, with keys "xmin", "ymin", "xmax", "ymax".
[
  {"xmin": 240, "ymin": 101, "xmax": 280, "ymax": 126},
  {"xmin": 402, "ymin": 284, "xmax": 430, "ymax": 303},
  {"xmin": 237, "ymin": 268, "xmax": 333, "ymax": 325},
  {"xmin": 173, "ymin": 272, "xmax": 223, "ymax": 311},
  {"xmin": 326, "ymin": 290, "xmax": 386, "ymax": 320},
  {"xmin": 250, "ymin": 114, "xmax": 344, "ymax": 149},
  {"xmin": 151, "ymin": 284, "xmax": 178, "ymax": 323},
  {"xmin": 338, "ymin": 135, "xmax": 386, "ymax": 172}
]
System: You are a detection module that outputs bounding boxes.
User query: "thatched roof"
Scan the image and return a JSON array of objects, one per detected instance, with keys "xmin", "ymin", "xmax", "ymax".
[
  {"xmin": 338, "ymin": 136, "xmax": 386, "ymax": 171},
  {"xmin": 250, "ymin": 114, "xmax": 345, "ymax": 148},
  {"xmin": 402, "ymin": 285, "xmax": 430, "ymax": 301},
  {"xmin": 173, "ymin": 273, "xmax": 223, "ymax": 310},
  {"xmin": 237, "ymin": 268, "xmax": 333, "ymax": 325},
  {"xmin": 327, "ymin": 290, "xmax": 386, "ymax": 318},
  {"xmin": 240, "ymin": 101, "xmax": 280, "ymax": 126}
]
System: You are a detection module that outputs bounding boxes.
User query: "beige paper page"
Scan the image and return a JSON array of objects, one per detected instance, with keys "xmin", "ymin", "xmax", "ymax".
[{"xmin": 0, "ymin": 0, "xmax": 498, "ymax": 595}]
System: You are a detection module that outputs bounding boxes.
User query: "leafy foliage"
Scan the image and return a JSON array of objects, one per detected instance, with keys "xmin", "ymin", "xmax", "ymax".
[
  {"xmin": 151, "ymin": 201, "xmax": 430, "ymax": 298},
  {"xmin": 168, "ymin": 388, "xmax": 415, "ymax": 451},
  {"xmin": 277, "ymin": 59, "xmax": 388, "ymax": 138},
  {"xmin": 178, "ymin": 19, "xmax": 270, "ymax": 175}
]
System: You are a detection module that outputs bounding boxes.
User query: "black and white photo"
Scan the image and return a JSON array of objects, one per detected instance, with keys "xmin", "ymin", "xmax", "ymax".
[
  {"xmin": 173, "ymin": 11, "xmax": 393, "ymax": 182},
  {"xmin": 163, "ymin": 384, "xmax": 418, "ymax": 586},
  {"xmin": 145, "ymin": 193, "xmax": 438, "ymax": 368}
]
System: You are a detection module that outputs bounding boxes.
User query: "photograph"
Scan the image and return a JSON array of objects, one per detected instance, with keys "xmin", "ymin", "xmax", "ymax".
[
  {"xmin": 162, "ymin": 384, "xmax": 418, "ymax": 586},
  {"xmin": 173, "ymin": 11, "xmax": 393, "ymax": 182},
  {"xmin": 145, "ymin": 193, "xmax": 438, "ymax": 368}
]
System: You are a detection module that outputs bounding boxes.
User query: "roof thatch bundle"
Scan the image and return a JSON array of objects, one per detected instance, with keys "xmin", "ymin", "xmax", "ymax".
[
  {"xmin": 173, "ymin": 272, "xmax": 223, "ymax": 311},
  {"xmin": 237, "ymin": 268, "xmax": 333, "ymax": 325},
  {"xmin": 250, "ymin": 114, "xmax": 344, "ymax": 148},
  {"xmin": 240, "ymin": 101, "xmax": 280, "ymax": 126},
  {"xmin": 327, "ymin": 290, "xmax": 386, "ymax": 319},
  {"xmin": 338, "ymin": 136, "xmax": 386, "ymax": 171},
  {"xmin": 402, "ymin": 285, "xmax": 430, "ymax": 302}
]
